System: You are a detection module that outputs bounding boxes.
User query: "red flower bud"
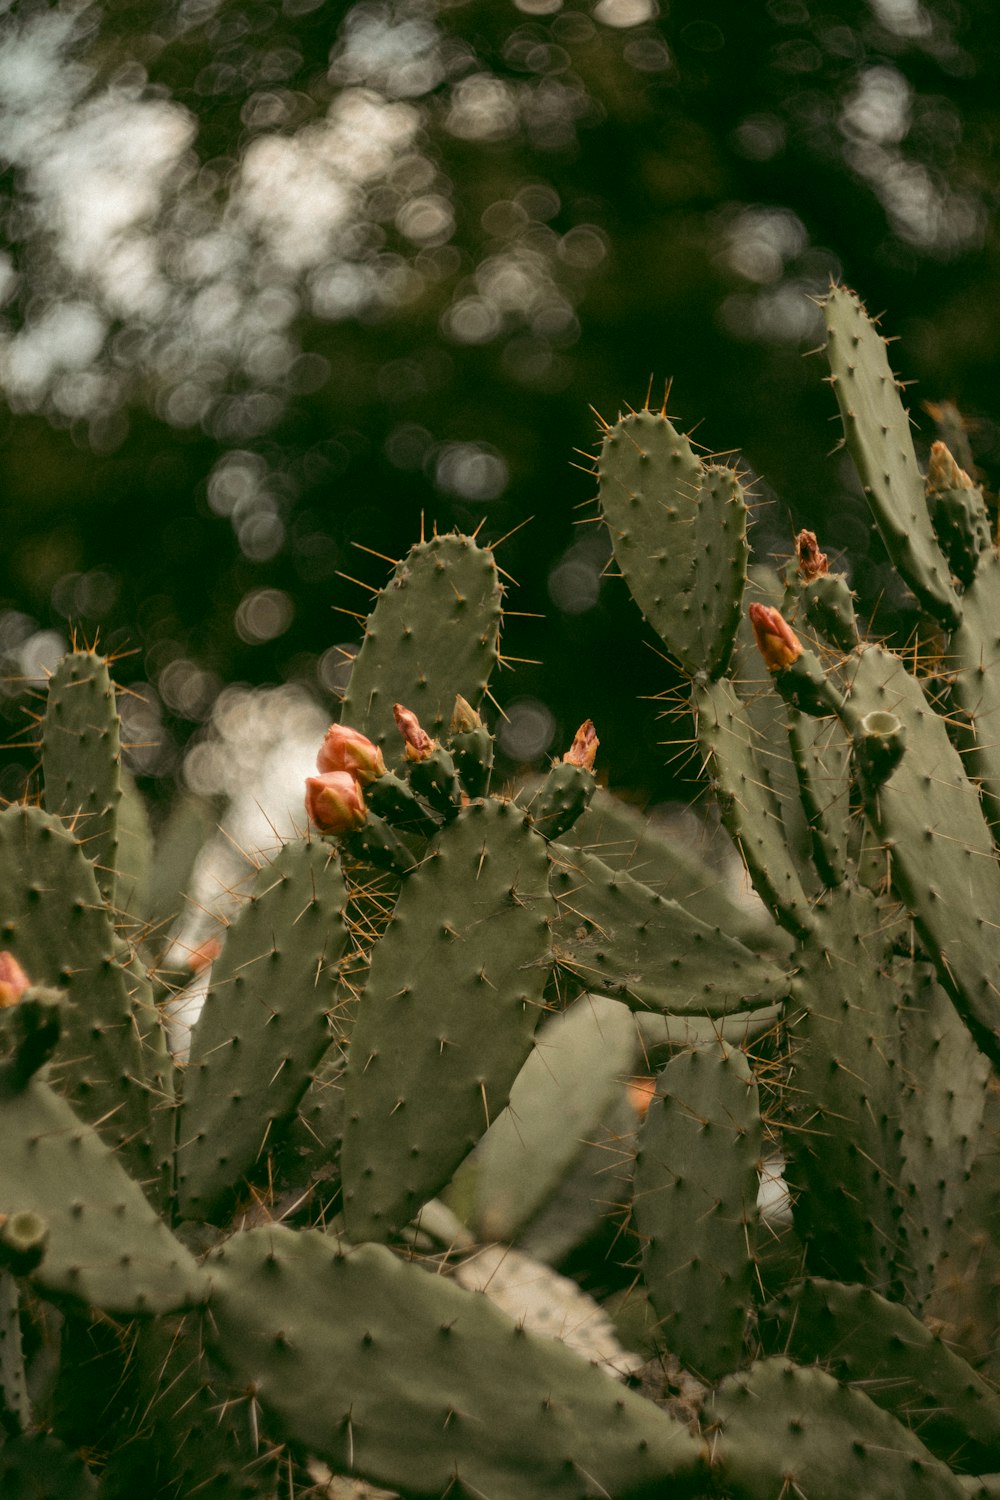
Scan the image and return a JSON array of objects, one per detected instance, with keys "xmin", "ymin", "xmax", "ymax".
[
  {"xmin": 316, "ymin": 723, "xmax": 386, "ymax": 785},
  {"xmin": 393, "ymin": 703, "xmax": 435, "ymax": 762},
  {"xmin": 748, "ymin": 603, "xmax": 803, "ymax": 672},
  {"xmin": 563, "ymin": 719, "xmax": 599, "ymax": 772},
  {"xmin": 305, "ymin": 771, "xmax": 368, "ymax": 833},
  {"xmin": 0, "ymin": 951, "xmax": 30, "ymax": 1009},
  {"xmin": 796, "ymin": 530, "xmax": 828, "ymax": 581}
]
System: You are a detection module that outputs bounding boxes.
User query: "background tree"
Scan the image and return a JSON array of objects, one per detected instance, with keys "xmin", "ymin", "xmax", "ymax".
[{"xmin": 1, "ymin": 0, "xmax": 997, "ymax": 804}]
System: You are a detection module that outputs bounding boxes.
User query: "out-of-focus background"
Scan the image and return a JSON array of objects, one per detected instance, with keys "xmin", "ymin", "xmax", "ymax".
[{"xmin": 1, "ymin": 0, "xmax": 998, "ymax": 814}]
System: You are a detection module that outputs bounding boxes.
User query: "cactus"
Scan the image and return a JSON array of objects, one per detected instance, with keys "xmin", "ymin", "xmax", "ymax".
[{"xmin": 0, "ymin": 284, "xmax": 999, "ymax": 1497}]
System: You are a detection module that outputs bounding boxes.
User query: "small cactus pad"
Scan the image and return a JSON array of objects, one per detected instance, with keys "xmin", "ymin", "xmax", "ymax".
[
  {"xmin": 822, "ymin": 285, "xmax": 961, "ymax": 629},
  {"xmin": 634, "ymin": 1041, "xmax": 762, "ymax": 1380},
  {"xmin": 206, "ymin": 1228, "xmax": 704, "ymax": 1500},
  {"xmin": 0, "ymin": 1075, "xmax": 207, "ymax": 1315},
  {"xmin": 550, "ymin": 844, "xmax": 789, "ymax": 1015},
  {"xmin": 712, "ymin": 1357, "xmax": 967, "ymax": 1499},
  {"xmin": 340, "ymin": 800, "xmax": 553, "ymax": 1242},
  {"xmin": 41, "ymin": 650, "xmax": 123, "ymax": 906},
  {"xmin": 598, "ymin": 409, "xmax": 748, "ymax": 678},
  {"xmin": 340, "ymin": 534, "xmax": 502, "ymax": 753},
  {"xmin": 176, "ymin": 840, "xmax": 350, "ymax": 1222}
]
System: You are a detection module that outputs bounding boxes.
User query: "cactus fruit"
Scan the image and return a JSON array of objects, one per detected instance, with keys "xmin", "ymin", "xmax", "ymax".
[{"xmin": 3, "ymin": 285, "xmax": 1000, "ymax": 1496}]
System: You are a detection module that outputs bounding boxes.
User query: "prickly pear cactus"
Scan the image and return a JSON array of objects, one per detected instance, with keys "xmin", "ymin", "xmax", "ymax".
[{"xmin": 1, "ymin": 288, "xmax": 1000, "ymax": 1499}]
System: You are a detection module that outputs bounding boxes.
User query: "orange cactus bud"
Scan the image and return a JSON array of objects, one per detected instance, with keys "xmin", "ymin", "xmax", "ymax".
[
  {"xmin": 796, "ymin": 530, "xmax": 828, "ymax": 581},
  {"xmin": 748, "ymin": 603, "xmax": 803, "ymax": 672},
  {"xmin": 316, "ymin": 723, "xmax": 386, "ymax": 785},
  {"xmin": 393, "ymin": 703, "xmax": 435, "ymax": 762},
  {"xmin": 927, "ymin": 440, "xmax": 974, "ymax": 493},
  {"xmin": 0, "ymin": 952, "xmax": 29, "ymax": 1009},
  {"xmin": 305, "ymin": 771, "xmax": 368, "ymax": 833},
  {"xmin": 187, "ymin": 937, "xmax": 223, "ymax": 976},
  {"xmin": 563, "ymin": 719, "xmax": 599, "ymax": 772}
]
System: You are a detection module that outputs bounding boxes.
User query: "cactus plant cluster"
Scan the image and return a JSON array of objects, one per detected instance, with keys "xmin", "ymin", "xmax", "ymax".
[{"xmin": 0, "ymin": 289, "xmax": 999, "ymax": 1497}]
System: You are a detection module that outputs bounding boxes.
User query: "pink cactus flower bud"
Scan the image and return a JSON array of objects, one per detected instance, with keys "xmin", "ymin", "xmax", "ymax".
[
  {"xmin": 796, "ymin": 529, "xmax": 828, "ymax": 581},
  {"xmin": 748, "ymin": 603, "xmax": 803, "ymax": 672},
  {"xmin": 393, "ymin": 703, "xmax": 435, "ymax": 762},
  {"xmin": 927, "ymin": 440, "xmax": 975, "ymax": 493},
  {"xmin": 305, "ymin": 771, "xmax": 368, "ymax": 833},
  {"xmin": 563, "ymin": 719, "xmax": 599, "ymax": 772},
  {"xmin": 316, "ymin": 723, "xmax": 386, "ymax": 785},
  {"xmin": 0, "ymin": 952, "xmax": 30, "ymax": 1009}
]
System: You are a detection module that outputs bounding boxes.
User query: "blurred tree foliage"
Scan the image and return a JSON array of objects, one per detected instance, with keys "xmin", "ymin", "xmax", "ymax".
[{"xmin": 0, "ymin": 0, "xmax": 997, "ymax": 803}]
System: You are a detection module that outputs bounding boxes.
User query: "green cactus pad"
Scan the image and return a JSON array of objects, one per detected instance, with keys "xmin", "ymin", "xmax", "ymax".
[
  {"xmin": 712, "ymin": 1357, "xmax": 967, "ymax": 1499},
  {"xmin": 114, "ymin": 768, "xmax": 154, "ymax": 924},
  {"xmin": 550, "ymin": 844, "xmax": 788, "ymax": 1015},
  {"xmin": 464, "ymin": 993, "xmax": 638, "ymax": 1242},
  {"xmin": 0, "ymin": 1074, "xmax": 207, "ymax": 1315},
  {"xmin": 784, "ymin": 882, "xmax": 908, "ymax": 1292},
  {"xmin": 842, "ymin": 645, "xmax": 1000, "ymax": 1064},
  {"xmin": 945, "ymin": 553, "xmax": 1000, "ymax": 838},
  {"xmin": 787, "ymin": 711, "xmax": 852, "ymax": 888},
  {"xmin": 176, "ymin": 839, "xmax": 350, "ymax": 1222},
  {"xmin": 598, "ymin": 408, "xmax": 748, "ymax": 678},
  {"xmin": 694, "ymin": 676, "xmax": 813, "ymax": 937},
  {"xmin": 340, "ymin": 534, "xmax": 502, "ymax": 754},
  {"xmin": 896, "ymin": 961, "xmax": 989, "ymax": 1308},
  {"xmin": 802, "ymin": 571, "xmax": 860, "ymax": 653},
  {"xmin": 206, "ymin": 1228, "xmax": 704, "ymax": 1500},
  {"xmin": 634, "ymin": 1041, "xmax": 762, "ymax": 1380},
  {"xmin": 340, "ymin": 799, "xmax": 553, "ymax": 1242},
  {"xmin": 822, "ymin": 286, "xmax": 960, "ymax": 629},
  {"xmin": 780, "ymin": 1278, "xmax": 1000, "ymax": 1472},
  {"xmin": 0, "ymin": 1272, "xmax": 28, "ymax": 1433},
  {"xmin": 564, "ymin": 786, "xmax": 785, "ymax": 952},
  {"xmin": 525, "ymin": 759, "xmax": 597, "ymax": 842},
  {"xmin": 41, "ymin": 650, "xmax": 124, "ymax": 907},
  {"xmin": 0, "ymin": 805, "xmax": 155, "ymax": 1179}
]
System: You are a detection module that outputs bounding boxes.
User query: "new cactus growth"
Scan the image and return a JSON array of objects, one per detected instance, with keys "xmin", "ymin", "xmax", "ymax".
[{"xmin": 1, "ymin": 285, "xmax": 999, "ymax": 1497}]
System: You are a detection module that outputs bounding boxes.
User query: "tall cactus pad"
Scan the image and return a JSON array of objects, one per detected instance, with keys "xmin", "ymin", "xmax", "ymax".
[
  {"xmin": 176, "ymin": 840, "xmax": 350, "ymax": 1222},
  {"xmin": 41, "ymin": 650, "xmax": 123, "ymax": 906},
  {"xmin": 0, "ymin": 1076, "xmax": 207, "ymax": 1315},
  {"xmin": 598, "ymin": 409, "xmax": 748, "ymax": 678},
  {"xmin": 784, "ymin": 884, "xmax": 908, "ymax": 1293},
  {"xmin": 843, "ymin": 646, "xmax": 1000, "ymax": 1063},
  {"xmin": 340, "ymin": 800, "xmax": 553, "ymax": 1242},
  {"xmin": 712, "ymin": 1358, "xmax": 967, "ymax": 1499},
  {"xmin": 695, "ymin": 676, "xmax": 813, "ymax": 937},
  {"xmin": 822, "ymin": 286, "xmax": 960, "ymax": 629},
  {"xmin": 340, "ymin": 534, "xmax": 502, "ymax": 753},
  {"xmin": 207, "ymin": 1229, "xmax": 704, "ymax": 1500},
  {"xmin": 634, "ymin": 1042, "xmax": 762, "ymax": 1379},
  {"xmin": 0, "ymin": 806, "xmax": 153, "ymax": 1176}
]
